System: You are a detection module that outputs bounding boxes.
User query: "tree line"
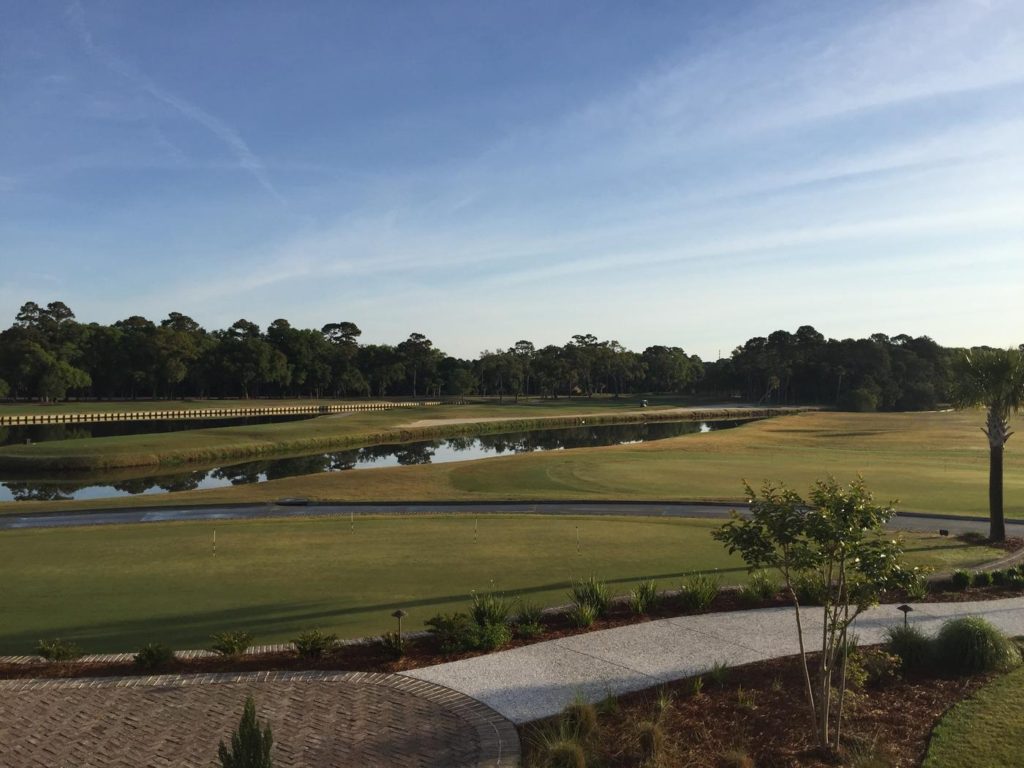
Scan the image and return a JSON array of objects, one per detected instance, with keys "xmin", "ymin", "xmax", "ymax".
[{"xmin": 0, "ymin": 300, "xmax": 993, "ymax": 410}]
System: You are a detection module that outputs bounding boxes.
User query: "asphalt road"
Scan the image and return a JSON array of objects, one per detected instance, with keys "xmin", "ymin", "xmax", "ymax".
[{"xmin": 0, "ymin": 500, "xmax": 1018, "ymax": 536}]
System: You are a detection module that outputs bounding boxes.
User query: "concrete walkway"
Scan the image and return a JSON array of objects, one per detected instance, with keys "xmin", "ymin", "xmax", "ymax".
[{"xmin": 404, "ymin": 596, "xmax": 1024, "ymax": 724}]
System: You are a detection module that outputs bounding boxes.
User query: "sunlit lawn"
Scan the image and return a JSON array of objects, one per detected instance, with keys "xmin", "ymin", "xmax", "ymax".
[{"xmin": 0, "ymin": 514, "xmax": 1001, "ymax": 654}]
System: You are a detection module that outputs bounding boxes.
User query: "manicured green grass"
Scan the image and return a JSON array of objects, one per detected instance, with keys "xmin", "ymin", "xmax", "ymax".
[
  {"xmin": 923, "ymin": 661, "xmax": 1024, "ymax": 767},
  {"xmin": 3, "ymin": 409, "xmax": 1016, "ymax": 519},
  {"xmin": 0, "ymin": 515, "xmax": 1001, "ymax": 654}
]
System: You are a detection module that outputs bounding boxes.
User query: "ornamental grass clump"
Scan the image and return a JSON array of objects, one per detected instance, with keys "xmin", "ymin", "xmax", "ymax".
[
  {"xmin": 569, "ymin": 576, "xmax": 610, "ymax": 618},
  {"xmin": 885, "ymin": 624, "xmax": 933, "ymax": 673},
  {"xmin": 211, "ymin": 631, "xmax": 253, "ymax": 658},
  {"xmin": 628, "ymin": 579, "xmax": 659, "ymax": 615},
  {"xmin": 134, "ymin": 642, "xmax": 175, "ymax": 671},
  {"xmin": 514, "ymin": 601, "xmax": 545, "ymax": 639},
  {"xmin": 739, "ymin": 569, "xmax": 779, "ymax": 606},
  {"xmin": 425, "ymin": 612, "xmax": 478, "ymax": 654},
  {"xmin": 471, "ymin": 587, "xmax": 514, "ymax": 628},
  {"xmin": 677, "ymin": 572, "xmax": 720, "ymax": 611},
  {"xmin": 934, "ymin": 616, "xmax": 1021, "ymax": 675},
  {"xmin": 291, "ymin": 629, "xmax": 338, "ymax": 660}
]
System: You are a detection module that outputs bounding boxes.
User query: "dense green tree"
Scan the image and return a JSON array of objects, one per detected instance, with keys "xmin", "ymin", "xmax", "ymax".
[{"xmin": 951, "ymin": 348, "xmax": 1024, "ymax": 542}]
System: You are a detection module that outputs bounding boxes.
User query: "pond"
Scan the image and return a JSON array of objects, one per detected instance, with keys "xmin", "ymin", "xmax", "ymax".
[
  {"xmin": 0, "ymin": 414, "xmax": 317, "ymax": 447},
  {"xmin": 0, "ymin": 419, "xmax": 753, "ymax": 502}
]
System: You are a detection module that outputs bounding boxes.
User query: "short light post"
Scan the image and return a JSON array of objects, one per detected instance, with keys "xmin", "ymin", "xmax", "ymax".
[{"xmin": 897, "ymin": 603, "xmax": 913, "ymax": 627}]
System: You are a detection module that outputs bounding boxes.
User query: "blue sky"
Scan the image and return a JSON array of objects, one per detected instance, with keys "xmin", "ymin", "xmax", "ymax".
[{"xmin": 2, "ymin": 1, "xmax": 1022, "ymax": 359}]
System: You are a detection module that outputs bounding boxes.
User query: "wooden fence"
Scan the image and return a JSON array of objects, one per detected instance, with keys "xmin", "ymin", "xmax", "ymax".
[{"xmin": 0, "ymin": 401, "xmax": 444, "ymax": 426}]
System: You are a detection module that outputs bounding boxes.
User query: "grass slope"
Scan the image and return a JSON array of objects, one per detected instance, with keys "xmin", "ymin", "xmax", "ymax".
[
  {"xmin": 923, "ymin": 663, "xmax": 1024, "ymax": 767},
  {"xmin": 0, "ymin": 515, "xmax": 1001, "ymax": 655},
  {"xmin": 0, "ymin": 397, "xmax": 742, "ymax": 471},
  {"xmin": 3, "ymin": 409, "xmax": 1018, "ymax": 519}
]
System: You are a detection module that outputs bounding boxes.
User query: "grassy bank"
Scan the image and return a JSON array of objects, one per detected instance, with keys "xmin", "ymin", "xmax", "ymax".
[
  {"xmin": 0, "ymin": 399, "xmax": 781, "ymax": 471},
  {"xmin": 3, "ymin": 409, "xmax": 1018, "ymax": 518},
  {"xmin": 923, "ymin": 662, "xmax": 1024, "ymax": 767},
  {"xmin": 0, "ymin": 514, "xmax": 998, "ymax": 655}
]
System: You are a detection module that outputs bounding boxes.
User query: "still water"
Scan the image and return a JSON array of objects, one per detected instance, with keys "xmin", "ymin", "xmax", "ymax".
[{"xmin": 0, "ymin": 419, "xmax": 751, "ymax": 502}]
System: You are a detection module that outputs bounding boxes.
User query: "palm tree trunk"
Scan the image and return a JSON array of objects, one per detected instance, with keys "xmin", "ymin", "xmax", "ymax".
[{"xmin": 990, "ymin": 443, "xmax": 1006, "ymax": 542}]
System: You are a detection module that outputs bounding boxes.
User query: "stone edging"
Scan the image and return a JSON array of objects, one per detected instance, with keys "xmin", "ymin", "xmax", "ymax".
[{"xmin": 0, "ymin": 670, "xmax": 521, "ymax": 768}]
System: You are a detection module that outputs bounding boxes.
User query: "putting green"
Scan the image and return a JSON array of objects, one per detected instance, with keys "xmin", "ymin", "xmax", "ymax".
[{"xmin": 0, "ymin": 514, "xmax": 1002, "ymax": 655}]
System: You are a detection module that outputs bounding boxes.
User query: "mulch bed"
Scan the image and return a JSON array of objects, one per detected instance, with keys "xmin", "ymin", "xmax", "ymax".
[{"xmin": 520, "ymin": 652, "xmax": 991, "ymax": 767}]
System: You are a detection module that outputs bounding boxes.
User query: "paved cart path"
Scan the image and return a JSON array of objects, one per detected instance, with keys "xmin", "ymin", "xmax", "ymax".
[{"xmin": 404, "ymin": 596, "xmax": 1024, "ymax": 724}]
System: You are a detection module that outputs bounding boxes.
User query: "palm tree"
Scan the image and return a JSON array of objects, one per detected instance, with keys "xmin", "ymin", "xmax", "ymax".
[{"xmin": 951, "ymin": 348, "xmax": 1024, "ymax": 542}]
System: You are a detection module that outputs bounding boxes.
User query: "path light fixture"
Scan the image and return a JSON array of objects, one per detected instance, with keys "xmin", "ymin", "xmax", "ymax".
[
  {"xmin": 897, "ymin": 604, "xmax": 913, "ymax": 627},
  {"xmin": 391, "ymin": 609, "xmax": 408, "ymax": 643}
]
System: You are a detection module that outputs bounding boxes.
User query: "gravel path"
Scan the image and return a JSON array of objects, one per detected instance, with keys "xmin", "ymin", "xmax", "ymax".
[{"xmin": 404, "ymin": 596, "xmax": 1024, "ymax": 724}]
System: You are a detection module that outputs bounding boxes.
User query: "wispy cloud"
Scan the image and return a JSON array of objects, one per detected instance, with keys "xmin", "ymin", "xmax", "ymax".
[{"xmin": 64, "ymin": 0, "xmax": 285, "ymax": 204}]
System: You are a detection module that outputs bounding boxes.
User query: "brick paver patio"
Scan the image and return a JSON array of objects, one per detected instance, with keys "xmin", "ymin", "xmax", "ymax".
[{"xmin": 0, "ymin": 671, "xmax": 520, "ymax": 767}]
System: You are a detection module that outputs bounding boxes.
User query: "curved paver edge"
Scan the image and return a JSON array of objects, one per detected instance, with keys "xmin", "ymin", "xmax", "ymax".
[{"xmin": 0, "ymin": 670, "xmax": 521, "ymax": 768}]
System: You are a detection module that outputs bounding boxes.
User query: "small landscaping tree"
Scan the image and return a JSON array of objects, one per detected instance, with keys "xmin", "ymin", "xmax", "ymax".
[
  {"xmin": 713, "ymin": 476, "xmax": 916, "ymax": 753},
  {"xmin": 218, "ymin": 696, "xmax": 273, "ymax": 768}
]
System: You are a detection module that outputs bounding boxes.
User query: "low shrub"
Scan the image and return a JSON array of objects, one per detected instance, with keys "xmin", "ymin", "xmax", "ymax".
[
  {"xmin": 793, "ymin": 572, "xmax": 829, "ymax": 605},
  {"xmin": 471, "ymin": 588, "xmax": 513, "ymax": 628},
  {"xmin": 970, "ymin": 573, "xmax": 995, "ymax": 589},
  {"xmin": 514, "ymin": 601, "xmax": 546, "ymax": 638},
  {"xmin": 545, "ymin": 740, "xmax": 586, "ymax": 768},
  {"xmin": 476, "ymin": 621, "xmax": 512, "ymax": 651},
  {"xmin": 515, "ymin": 600, "xmax": 545, "ymax": 627},
  {"xmin": 36, "ymin": 638, "xmax": 82, "ymax": 662},
  {"xmin": 515, "ymin": 621, "xmax": 544, "ymax": 640},
  {"xmin": 561, "ymin": 699, "xmax": 599, "ymax": 741},
  {"xmin": 950, "ymin": 569, "xmax": 972, "ymax": 590},
  {"xmin": 738, "ymin": 569, "xmax": 778, "ymax": 606},
  {"xmin": 134, "ymin": 642, "xmax": 175, "ymax": 671},
  {"xmin": 858, "ymin": 648, "xmax": 902, "ymax": 688},
  {"xmin": 570, "ymin": 602, "xmax": 598, "ymax": 629},
  {"xmin": 628, "ymin": 579, "xmax": 659, "ymax": 615},
  {"xmin": 425, "ymin": 612, "xmax": 478, "ymax": 654},
  {"xmin": 569, "ymin": 576, "xmax": 611, "ymax": 618},
  {"xmin": 1007, "ymin": 569, "xmax": 1024, "ymax": 588},
  {"xmin": 291, "ymin": 629, "xmax": 338, "ymax": 660},
  {"xmin": 885, "ymin": 624, "xmax": 932, "ymax": 673},
  {"xmin": 678, "ymin": 572, "xmax": 721, "ymax": 611},
  {"xmin": 990, "ymin": 569, "xmax": 1009, "ymax": 586},
  {"xmin": 210, "ymin": 631, "xmax": 253, "ymax": 658},
  {"xmin": 380, "ymin": 631, "xmax": 405, "ymax": 659},
  {"xmin": 973, "ymin": 570, "xmax": 994, "ymax": 588},
  {"xmin": 934, "ymin": 616, "xmax": 1021, "ymax": 675}
]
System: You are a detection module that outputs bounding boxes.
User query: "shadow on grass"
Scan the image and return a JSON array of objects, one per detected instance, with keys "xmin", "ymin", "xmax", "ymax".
[{"xmin": 0, "ymin": 566, "xmax": 747, "ymax": 654}]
